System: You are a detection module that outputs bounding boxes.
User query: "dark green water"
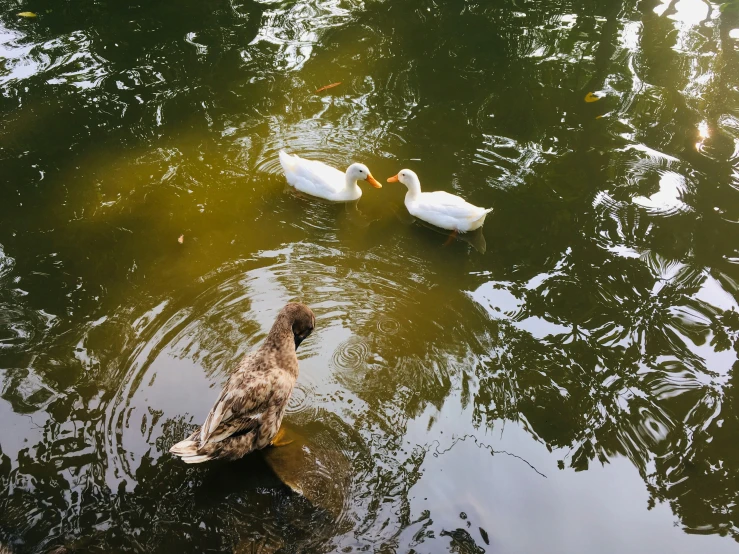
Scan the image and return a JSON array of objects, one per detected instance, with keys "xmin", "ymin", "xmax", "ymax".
[{"xmin": 2, "ymin": 0, "xmax": 739, "ymax": 552}]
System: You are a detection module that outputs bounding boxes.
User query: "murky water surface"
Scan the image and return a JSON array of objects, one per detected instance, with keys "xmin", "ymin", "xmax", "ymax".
[{"xmin": 2, "ymin": 0, "xmax": 739, "ymax": 552}]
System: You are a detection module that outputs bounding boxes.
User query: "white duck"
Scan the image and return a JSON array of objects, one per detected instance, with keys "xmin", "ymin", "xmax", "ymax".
[
  {"xmin": 387, "ymin": 169, "xmax": 492, "ymax": 232},
  {"xmin": 279, "ymin": 151, "xmax": 381, "ymax": 202}
]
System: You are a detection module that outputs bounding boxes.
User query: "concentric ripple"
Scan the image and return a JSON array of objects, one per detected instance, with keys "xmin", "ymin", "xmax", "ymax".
[
  {"xmin": 286, "ymin": 381, "xmax": 318, "ymax": 418},
  {"xmin": 102, "ymin": 262, "xmax": 271, "ymax": 488},
  {"xmin": 331, "ymin": 337, "xmax": 371, "ymax": 371},
  {"xmin": 377, "ymin": 316, "xmax": 400, "ymax": 335},
  {"xmin": 631, "ymin": 170, "xmax": 691, "ymax": 216}
]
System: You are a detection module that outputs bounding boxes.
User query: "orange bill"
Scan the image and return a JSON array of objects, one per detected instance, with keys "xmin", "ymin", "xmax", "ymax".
[
  {"xmin": 387, "ymin": 174, "xmax": 399, "ymax": 183},
  {"xmin": 366, "ymin": 174, "xmax": 382, "ymax": 188}
]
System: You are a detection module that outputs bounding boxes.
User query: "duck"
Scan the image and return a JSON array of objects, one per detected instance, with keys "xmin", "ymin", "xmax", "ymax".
[
  {"xmin": 170, "ymin": 302, "xmax": 316, "ymax": 463},
  {"xmin": 387, "ymin": 169, "xmax": 492, "ymax": 233},
  {"xmin": 279, "ymin": 150, "xmax": 382, "ymax": 202}
]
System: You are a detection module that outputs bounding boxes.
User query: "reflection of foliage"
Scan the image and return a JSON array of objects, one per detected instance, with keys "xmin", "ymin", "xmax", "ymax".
[
  {"xmin": 711, "ymin": 309, "xmax": 739, "ymax": 354},
  {"xmin": 471, "ymin": 251, "xmax": 727, "ymax": 475},
  {"xmin": 648, "ymin": 363, "xmax": 739, "ymax": 537},
  {"xmin": 720, "ymin": 1, "xmax": 739, "ymax": 14},
  {"xmin": 440, "ymin": 527, "xmax": 486, "ymax": 554}
]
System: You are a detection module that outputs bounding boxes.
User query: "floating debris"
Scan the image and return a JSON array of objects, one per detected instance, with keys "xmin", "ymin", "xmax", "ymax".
[
  {"xmin": 17, "ymin": 11, "xmax": 37, "ymax": 18},
  {"xmin": 177, "ymin": 235, "xmax": 184, "ymax": 244},
  {"xmin": 584, "ymin": 92, "xmax": 602, "ymax": 102}
]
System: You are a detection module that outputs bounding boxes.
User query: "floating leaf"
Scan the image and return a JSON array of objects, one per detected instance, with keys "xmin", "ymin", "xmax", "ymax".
[
  {"xmin": 584, "ymin": 92, "xmax": 602, "ymax": 103},
  {"xmin": 315, "ymin": 82, "xmax": 341, "ymax": 93},
  {"xmin": 17, "ymin": 11, "xmax": 37, "ymax": 18},
  {"xmin": 177, "ymin": 235, "xmax": 184, "ymax": 244}
]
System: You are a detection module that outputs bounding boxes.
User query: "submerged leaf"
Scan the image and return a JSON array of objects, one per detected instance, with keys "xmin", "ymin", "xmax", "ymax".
[
  {"xmin": 17, "ymin": 11, "xmax": 37, "ymax": 18},
  {"xmin": 315, "ymin": 82, "xmax": 341, "ymax": 93}
]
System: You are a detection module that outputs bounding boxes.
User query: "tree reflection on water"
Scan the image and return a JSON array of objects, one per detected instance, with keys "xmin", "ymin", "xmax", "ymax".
[{"xmin": 1, "ymin": 0, "xmax": 739, "ymax": 552}]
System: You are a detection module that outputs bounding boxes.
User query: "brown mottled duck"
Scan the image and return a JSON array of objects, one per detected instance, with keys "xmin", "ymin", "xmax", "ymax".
[{"xmin": 170, "ymin": 302, "xmax": 315, "ymax": 463}]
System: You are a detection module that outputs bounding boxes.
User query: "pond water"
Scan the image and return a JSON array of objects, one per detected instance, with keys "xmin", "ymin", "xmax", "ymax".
[{"xmin": 2, "ymin": 0, "xmax": 739, "ymax": 552}]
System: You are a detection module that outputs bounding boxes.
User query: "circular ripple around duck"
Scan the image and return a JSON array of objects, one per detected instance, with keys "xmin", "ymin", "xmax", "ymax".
[
  {"xmin": 102, "ymin": 264, "xmax": 268, "ymax": 488},
  {"xmin": 252, "ymin": 126, "xmax": 351, "ymax": 178},
  {"xmin": 331, "ymin": 337, "xmax": 370, "ymax": 371}
]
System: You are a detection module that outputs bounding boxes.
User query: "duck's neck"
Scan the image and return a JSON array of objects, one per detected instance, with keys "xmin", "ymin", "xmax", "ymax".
[
  {"xmin": 404, "ymin": 179, "xmax": 422, "ymax": 201},
  {"xmin": 260, "ymin": 315, "xmax": 297, "ymax": 369},
  {"xmin": 344, "ymin": 173, "xmax": 362, "ymax": 194}
]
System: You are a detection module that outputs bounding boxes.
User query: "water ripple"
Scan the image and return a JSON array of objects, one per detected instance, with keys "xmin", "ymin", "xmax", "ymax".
[
  {"xmin": 248, "ymin": 0, "xmax": 359, "ymax": 72},
  {"xmin": 0, "ymin": 247, "xmax": 55, "ymax": 355},
  {"xmin": 0, "ymin": 307, "xmax": 38, "ymax": 351},
  {"xmin": 377, "ymin": 316, "xmax": 400, "ymax": 335},
  {"xmin": 331, "ymin": 337, "xmax": 370, "ymax": 371},
  {"xmin": 473, "ymin": 133, "xmax": 557, "ymax": 188},
  {"xmin": 286, "ymin": 381, "xmax": 318, "ymax": 418},
  {"xmin": 1, "ymin": 30, "xmax": 108, "ymax": 90},
  {"xmin": 631, "ymin": 170, "xmax": 691, "ymax": 216},
  {"xmin": 0, "ymin": 245, "xmax": 14, "ymax": 279}
]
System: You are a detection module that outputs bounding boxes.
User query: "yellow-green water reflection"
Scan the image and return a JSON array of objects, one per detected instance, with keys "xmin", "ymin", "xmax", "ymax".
[{"xmin": 1, "ymin": 0, "xmax": 739, "ymax": 552}]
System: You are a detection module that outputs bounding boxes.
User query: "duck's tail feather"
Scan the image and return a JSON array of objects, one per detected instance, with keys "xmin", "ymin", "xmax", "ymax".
[
  {"xmin": 170, "ymin": 438, "xmax": 216, "ymax": 464},
  {"xmin": 279, "ymin": 150, "xmax": 296, "ymax": 172},
  {"xmin": 279, "ymin": 150, "xmax": 300, "ymax": 188},
  {"xmin": 477, "ymin": 207, "xmax": 493, "ymax": 222},
  {"xmin": 181, "ymin": 454, "xmax": 215, "ymax": 464},
  {"xmin": 169, "ymin": 439, "xmax": 199, "ymax": 456},
  {"xmin": 466, "ymin": 207, "xmax": 493, "ymax": 231},
  {"xmin": 469, "ymin": 207, "xmax": 493, "ymax": 223}
]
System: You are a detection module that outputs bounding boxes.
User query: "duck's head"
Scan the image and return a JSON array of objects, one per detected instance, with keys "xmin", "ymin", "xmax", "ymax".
[
  {"xmin": 280, "ymin": 302, "xmax": 316, "ymax": 350},
  {"xmin": 387, "ymin": 169, "xmax": 421, "ymax": 190},
  {"xmin": 347, "ymin": 163, "xmax": 382, "ymax": 188}
]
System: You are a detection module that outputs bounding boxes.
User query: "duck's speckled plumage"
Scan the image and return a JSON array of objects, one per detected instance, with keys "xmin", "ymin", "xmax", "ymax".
[{"xmin": 170, "ymin": 303, "xmax": 315, "ymax": 463}]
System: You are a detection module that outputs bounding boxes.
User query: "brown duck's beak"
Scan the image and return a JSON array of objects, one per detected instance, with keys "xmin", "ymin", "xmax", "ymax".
[
  {"xmin": 365, "ymin": 174, "xmax": 382, "ymax": 189},
  {"xmin": 387, "ymin": 174, "xmax": 400, "ymax": 183}
]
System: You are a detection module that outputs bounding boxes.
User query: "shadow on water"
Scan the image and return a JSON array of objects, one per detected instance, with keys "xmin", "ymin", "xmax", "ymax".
[{"xmin": 1, "ymin": 0, "xmax": 739, "ymax": 552}]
